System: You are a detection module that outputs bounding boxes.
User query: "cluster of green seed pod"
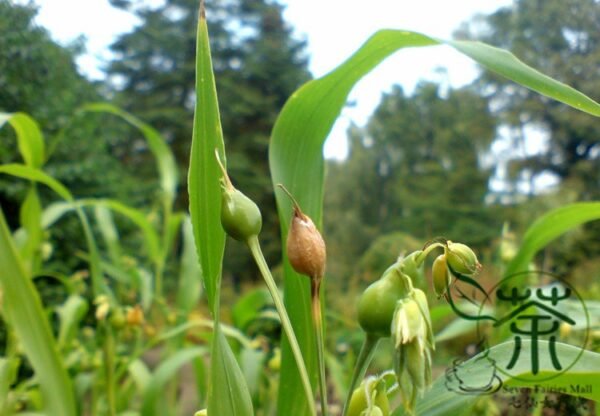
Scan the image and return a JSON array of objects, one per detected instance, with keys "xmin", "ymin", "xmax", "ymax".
[
  {"xmin": 351, "ymin": 240, "xmax": 480, "ymax": 415},
  {"xmin": 432, "ymin": 240, "xmax": 482, "ymax": 298}
]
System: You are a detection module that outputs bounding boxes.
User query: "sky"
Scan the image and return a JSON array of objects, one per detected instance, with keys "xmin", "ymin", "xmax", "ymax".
[{"xmin": 18, "ymin": 0, "xmax": 515, "ymax": 160}]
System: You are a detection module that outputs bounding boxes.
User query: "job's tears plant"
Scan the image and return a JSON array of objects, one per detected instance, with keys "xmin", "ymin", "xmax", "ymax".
[
  {"xmin": 0, "ymin": 0, "xmax": 599, "ymax": 415},
  {"xmin": 345, "ymin": 240, "xmax": 480, "ymax": 415}
]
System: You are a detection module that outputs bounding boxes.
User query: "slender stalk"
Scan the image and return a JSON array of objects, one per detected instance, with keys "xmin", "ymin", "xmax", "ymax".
[
  {"xmin": 342, "ymin": 334, "xmax": 380, "ymax": 416},
  {"xmin": 311, "ymin": 278, "xmax": 328, "ymax": 416},
  {"xmin": 247, "ymin": 236, "xmax": 317, "ymax": 416},
  {"xmin": 103, "ymin": 324, "xmax": 117, "ymax": 416}
]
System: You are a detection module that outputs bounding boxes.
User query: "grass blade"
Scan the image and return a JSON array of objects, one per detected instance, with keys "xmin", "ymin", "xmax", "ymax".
[
  {"xmin": 506, "ymin": 202, "xmax": 600, "ymax": 276},
  {"xmin": 0, "ymin": 208, "xmax": 76, "ymax": 416},
  {"xmin": 176, "ymin": 216, "xmax": 202, "ymax": 317},
  {"xmin": 0, "ymin": 164, "xmax": 71, "ymax": 200},
  {"xmin": 188, "ymin": 2, "xmax": 253, "ymax": 414},
  {"xmin": 392, "ymin": 341, "xmax": 600, "ymax": 415},
  {"xmin": 140, "ymin": 347, "xmax": 207, "ymax": 416},
  {"xmin": 0, "ymin": 164, "xmax": 107, "ymax": 296},
  {"xmin": 0, "ymin": 112, "xmax": 45, "ymax": 168},
  {"xmin": 81, "ymin": 103, "xmax": 178, "ymax": 204}
]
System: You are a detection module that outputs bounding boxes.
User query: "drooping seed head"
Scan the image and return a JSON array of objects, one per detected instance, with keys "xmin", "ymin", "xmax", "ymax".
[
  {"xmin": 446, "ymin": 241, "xmax": 481, "ymax": 276},
  {"xmin": 287, "ymin": 207, "xmax": 326, "ymax": 278},
  {"xmin": 432, "ymin": 253, "xmax": 451, "ymax": 298},
  {"xmin": 278, "ymin": 184, "xmax": 326, "ymax": 278}
]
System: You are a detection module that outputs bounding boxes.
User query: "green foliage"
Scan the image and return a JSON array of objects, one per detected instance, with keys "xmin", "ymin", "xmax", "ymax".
[
  {"xmin": 269, "ymin": 26, "xmax": 599, "ymax": 414},
  {"xmin": 0, "ymin": 208, "xmax": 76, "ymax": 416},
  {"xmin": 1, "ymin": 1, "xmax": 599, "ymax": 415},
  {"xmin": 107, "ymin": 0, "xmax": 311, "ymax": 284},
  {"xmin": 458, "ymin": 0, "xmax": 600, "ymax": 196},
  {"xmin": 326, "ymin": 83, "xmax": 500, "ymax": 292},
  {"xmin": 392, "ymin": 340, "xmax": 600, "ymax": 416}
]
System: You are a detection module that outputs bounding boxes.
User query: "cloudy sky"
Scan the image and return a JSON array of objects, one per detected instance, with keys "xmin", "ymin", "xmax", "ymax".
[{"xmin": 19, "ymin": 0, "xmax": 514, "ymax": 159}]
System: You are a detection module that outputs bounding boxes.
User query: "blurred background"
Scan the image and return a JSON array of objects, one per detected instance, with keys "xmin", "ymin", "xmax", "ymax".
[{"xmin": 1, "ymin": 0, "xmax": 599, "ymax": 413}]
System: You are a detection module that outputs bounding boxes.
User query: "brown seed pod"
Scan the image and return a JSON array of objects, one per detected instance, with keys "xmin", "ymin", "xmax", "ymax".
[{"xmin": 278, "ymin": 185, "xmax": 326, "ymax": 279}]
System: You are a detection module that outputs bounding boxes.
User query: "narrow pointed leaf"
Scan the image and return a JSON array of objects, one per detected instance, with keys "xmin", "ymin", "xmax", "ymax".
[
  {"xmin": 82, "ymin": 103, "xmax": 178, "ymax": 203},
  {"xmin": 188, "ymin": 4, "xmax": 253, "ymax": 415},
  {"xmin": 0, "ymin": 208, "xmax": 76, "ymax": 416},
  {"xmin": 140, "ymin": 347, "xmax": 207, "ymax": 416},
  {"xmin": 0, "ymin": 112, "xmax": 45, "ymax": 167},
  {"xmin": 0, "ymin": 164, "xmax": 72, "ymax": 201},
  {"xmin": 392, "ymin": 341, "xmax": 600, "ymax": 415},
  {"xmin": 506, "ymin": 202, "xmax": 600, "ymax": 276}
]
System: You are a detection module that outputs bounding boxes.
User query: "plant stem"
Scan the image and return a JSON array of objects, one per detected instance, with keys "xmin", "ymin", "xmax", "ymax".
[
  {"xmin": 247, "ymin": 236, "xmax": 317, "ymax": 416},
  {"xmin": 103, "ymin": 324, "xmax": 117, "ymax": 416},
  {"xmin": 342, "ymin": 333, "xmax": 380, "ymax": 416},
  {"xmin": 311, "ymin": 277, "xmax": 328, "ymax": 416}
]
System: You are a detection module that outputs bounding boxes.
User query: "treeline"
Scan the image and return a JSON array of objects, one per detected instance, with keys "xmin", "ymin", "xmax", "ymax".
[{"xmin": 1, "ymin": 0, "xmax": 598, "ymax": 295}]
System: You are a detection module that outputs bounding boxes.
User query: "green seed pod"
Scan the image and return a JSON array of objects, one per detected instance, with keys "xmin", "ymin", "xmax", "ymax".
[
  {"xmin": 221, "ymin": 188, "xmax": 262, "ymax": 241},
  {"xmin": 110, "ymin": 308, "xmax": 126, "ymax": 330},
  {"xmin": 432, "ymin": 254, "xmax": 451, "ymax": 298},
  {"xmin": 347, "ymin": 378, "xmax": 390, "ymax": 416},
  {"xmin": 446, "ymin": 241, "xmax": 481, "ymax": 276},
  {"xmin": 216, "ymin": 149, "xmax": 262, "ymax": 242},
  {"xmin": 392, "ymin": 298, "xmax": 423, "ymax": 346},
  {"xmin": 358, "ymin": 271, "xmax": 404, "ymax": 337},
  {"xmin": 364, "ymin": 407, "xmax": 384, "ymax": 416},
  {"xmin": 411, "ymin": 288, "xmax": 434, "ymax": 349}
]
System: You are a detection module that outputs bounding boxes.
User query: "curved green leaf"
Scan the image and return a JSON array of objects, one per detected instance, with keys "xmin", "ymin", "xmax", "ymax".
[
  {"xmin": 392, "ymin": 340, "xmax": 599, "ymax": 416},
  {"xmin": 0, "ymin": 165, "xmax": 108, "ymax": 296},
  {"xmin": 0, "ymin": 208, "xmax": 76, "ymax": 416},
  {"xmin": 80, "ymin": 199, "xmax": 161, "ymax": 261},
  {"xmin": 506, "ymin": 202, "xmax": 600, "ymax": 276},
  {"xmin": 0, "ymin": 164, "xmax": 72, "ymax": 201},
  {"xmin": 0, "ymin": 112, "xmax": 45, "ymax": 168},
  {"xmin": 140, "ymin": 347, "xmax": 207, "ymax": 416},
  {"xmin": 19, "ymin": 186, "xmax": 43, "ymax": 273},
  {"xmin": 81, "ymin": 103, "xmax": 178, "ymax": 203},
  {"xmin": 269, "ymin": 30, "xmax": 599, "ymax": 413},
  {"xmin": 56, "ymin": 295, "xmax": 89, "ymax": 349},
  {"xmin": 176, "ymin": 216, "xmax": 202, "ymax": 316}
]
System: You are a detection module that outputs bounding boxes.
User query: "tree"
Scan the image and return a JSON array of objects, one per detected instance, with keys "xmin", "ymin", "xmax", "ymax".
[
  {"xmin": 325, "ymin": 83, "xmax": 499, "ymax": 283},
  {"xmin": 456, "ymin": 0, "xmax": 600, "ymax": 200},
  {"xmin": 107, "ymin": 0, "xmax": 311, "ymax": 283},
  {"xmin": 456, "ymin": 0, "xmax": 600, "ymax": 273},
  {"xmin": 0, "ymin": 1, "xmax": 145, "ymax": 271}
]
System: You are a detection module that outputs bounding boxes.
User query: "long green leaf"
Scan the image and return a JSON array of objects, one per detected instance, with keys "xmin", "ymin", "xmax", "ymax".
[
  {"xmin": 188, "ymin": 4, "xmax": 253, "ymax": 415},
  {"xmin": 0, "ymin": 208, "xmax": 76, "ymax": 416},
  {"xmin": 392, "ymin": 341, "xmax": 600, "ymax": 416},
  {"xmin": 0, "ymin": 164, "xmax": 72, "ymax": 201},
  {"xmin": 0, "ymin": 165, "xmax": 107, "ymax": 296},
  {"xmin": 19, "ymin": 185, "xmax": 43, "ymax": 274},
  {"xmin": 176, "ymin": 216, "xmax": 202, "ymax": 316},
  {"xmin": 0, "ymin": 112, "xmax": 45, "ymax": 168},
  {"xmin": 269, "ymin": 29, "xmax": 600, "ymax": 413},
  {"xmin": 81, "ymin": 103, "xmax": 178, "ymax": 203},
  {"xmin": 506, "ymin": 202, "xmax": 600, "ymax": 276},
  {"xmin": 81, "ymin": 199, "xmax": 161, "ymax": 261},
  {"xmin": 140, "ymin": 347, "xmax": 207, "ymax": 416}
]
